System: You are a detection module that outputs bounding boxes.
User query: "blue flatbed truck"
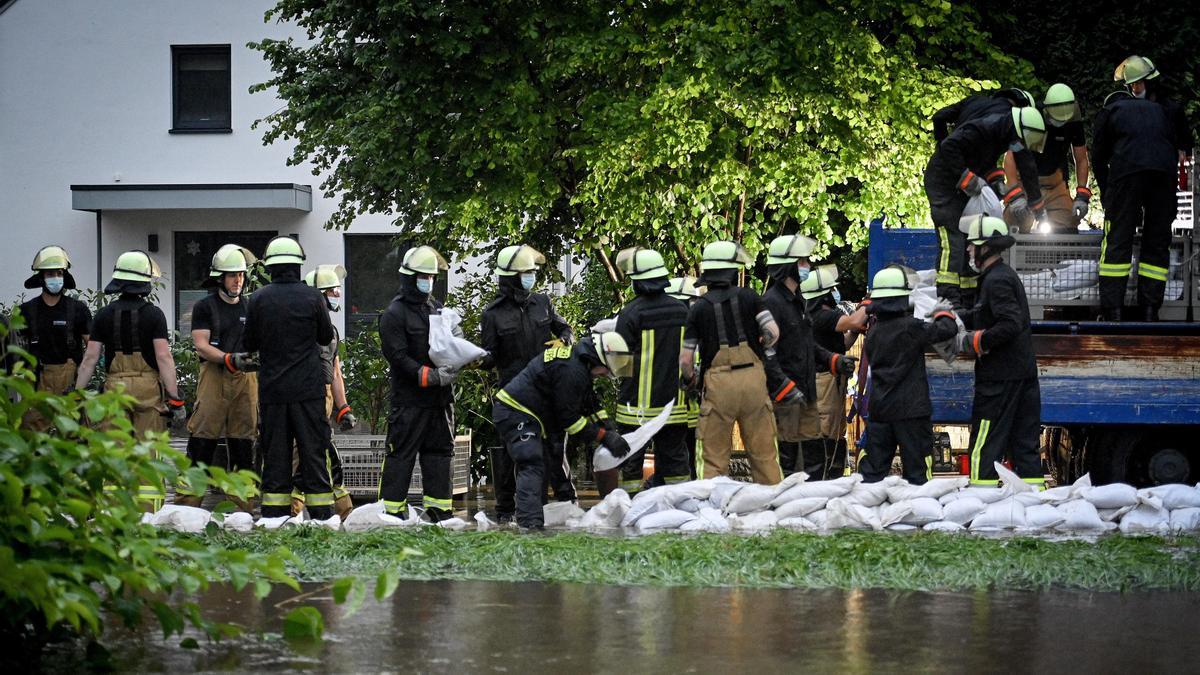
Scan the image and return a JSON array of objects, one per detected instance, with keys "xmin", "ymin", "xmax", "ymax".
[{"xmin": 866, "ymin": 216, "xmax": 1200, "ymax": 487}]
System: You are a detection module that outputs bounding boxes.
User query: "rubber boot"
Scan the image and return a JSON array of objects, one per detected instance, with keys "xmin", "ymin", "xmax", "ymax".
[
  {"xmin": 801, "ymin": 439, "xmax": 829, "ymax": 480},
  {"xmin": 334, "ymin": 494, "xmax": 354, "ymax": 520},
  {"xmin": 777, "ymin": 441, "xmax": 801, "ymax": 475}
]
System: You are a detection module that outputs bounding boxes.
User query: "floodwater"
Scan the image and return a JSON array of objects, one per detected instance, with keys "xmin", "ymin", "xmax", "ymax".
[{"xmin": 47, "ymin": 581, "xmax": 1200, "ymax": 672}]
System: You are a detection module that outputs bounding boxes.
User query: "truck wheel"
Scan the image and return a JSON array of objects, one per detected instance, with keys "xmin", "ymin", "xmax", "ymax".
[{"xmin": 1085, "ymin": 428, "xmax": 1140, "ymax": 485}]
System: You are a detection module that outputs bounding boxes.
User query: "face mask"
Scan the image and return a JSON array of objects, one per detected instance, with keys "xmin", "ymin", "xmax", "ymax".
[
  {"xmin": 796, "ymin": 265, "xmax": 811, "ymax": 283},
  {"xmin": 832, "ymin": 288, "xmax": 842, "ymax": 303},
  {"xmin": 326, "ymin": 297, "xmax": 340, "ymax": 312},
  {"xmin": 44, "ymin": 277, "xmax": 64, "ymax": 295},
  {"xmin": 415, "ymin": 277, "xmax": 433, "ymax": 295},
  {"xmin": 220, "ymin": 286, "xmax": 241, "ymax": 299},
  {"xmin": 520, "ymin": 272, "xmax": 536, "ymax": 291}
]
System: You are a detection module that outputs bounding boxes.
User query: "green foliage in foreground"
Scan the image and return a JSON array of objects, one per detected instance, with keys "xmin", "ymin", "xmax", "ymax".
[{"xmin": 204, "ymin": 528, "xmax": 1200, "ymax": 593}]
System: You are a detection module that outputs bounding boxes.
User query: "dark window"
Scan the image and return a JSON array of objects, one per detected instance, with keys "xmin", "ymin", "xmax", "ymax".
[
  {"xmin": 171, "ymin": 45, "xmax": 231, "ymax": 133},
  {"xmin": 174, "ymin": 231, "xmax": 277, "ymax": 334},
  {"xmin": 344, "ymin": 235, "xmax": 447, "ymax": 335}
]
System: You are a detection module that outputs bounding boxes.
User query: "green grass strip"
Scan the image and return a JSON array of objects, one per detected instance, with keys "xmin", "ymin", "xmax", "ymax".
[{"xmin": 200, "ymin": 529, "xmax": 1200, "ymax": 592}]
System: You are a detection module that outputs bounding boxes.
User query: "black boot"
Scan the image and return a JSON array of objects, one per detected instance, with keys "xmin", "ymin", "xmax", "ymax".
[
  {"xmin": 1100, "ymin": 306, "xmax": 1122, "ymax": 322},
  {"xmin": 778, "ymin": 441, "xmax": 801, "ymax": 475},
  {"xmin": 1140, "ymin": 305, "xmax": 1158, "ymax": 322},
  {"xmin": 801, "ymin": 440, "xmax": 828, "ymax": 480}
]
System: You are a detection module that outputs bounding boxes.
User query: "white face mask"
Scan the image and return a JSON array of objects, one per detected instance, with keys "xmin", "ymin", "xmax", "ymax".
[
  {"xmin": 415, "ymin": 277, "xmax": 433, "ymax": 294},
  {"xmin": 520, "ymin": 272, "xmax": 536, "ymax": 290},
  {"xmin": 832, "ymin": 287, "xmax": 841, "ymax": 303},
  {"xmin": 44, "ymin": 277, "xmax": 65, "ymax": 295},
  {"xmin": 326, "ymin": 297, "xmax": 340, "ymax": 312}
]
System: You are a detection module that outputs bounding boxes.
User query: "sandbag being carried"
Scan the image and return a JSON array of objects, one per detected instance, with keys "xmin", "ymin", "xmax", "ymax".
[
  {"xmin": 594, "ymin": 402, "xmax": 675, "ymax": 471},
  {"xmin": 428, "ymin": 308, "xmax": 488, "ymax": 370}
]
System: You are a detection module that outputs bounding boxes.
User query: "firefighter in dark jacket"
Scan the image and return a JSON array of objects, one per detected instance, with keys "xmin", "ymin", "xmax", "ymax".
[
  {"xmin": 762, "ymin": 235, "xmax": 857, "ymax": 479},
  {"xmin": 859, "ymin": 266, "xmax": 959, "ymax": 484},
  {"xmin": 612, "ymin": 247, "xmax": 690, "ymax": 493},
  {"xmin": 16, "ymin": 245, "xmax": 91, "ymax": 431},
  {"xmin": 666, "ymin": 276, "xmax": 704, "ymax": 477},
  {"xmin": 494, "ymin": 332, "xmax": 633, "ymax": 529},
  {"xmin": 925, "ymin": 107, "xmax": 1048, "ymax": 308},
  {"xmin": 800, "ymin": 264, "xmax": 866, "ymax": 479},
  {"xmin": 480, "ymin": 244, "xmax": 574, "ymax": 523},
  {"xmin": 955, "ymin": 215, "xmax": 1043, "ymax": 489},
  {"xmin": 378, "ymin": 245, "xmax": 457, "ymax": 521},
  {"xmin": 1093, "ymin": 56, "xmax": 1192, "ymax": 321},
  {"xmin": 932, "ymin": 87, "xmax": 1034, "ymax": 144},
  {"xmin": 681, "ymin": 241, "xmax": 783, "ymax": 484},
  {"xmin": 242, "ymin": 236, "xmax": 337, "ymax": 520}
]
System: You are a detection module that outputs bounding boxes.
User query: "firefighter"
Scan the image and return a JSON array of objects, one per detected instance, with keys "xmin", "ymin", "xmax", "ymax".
[
  {"xmin": 16, "ymin": 245, "xmax": 91, "ymax": 430},
  {"xmin": 680, "ymin": 240, "xmax": 783, "ymax": 484},
  {"xmin": 1003, "ymin": 83, "xmax": 1091, "ymax": 233},
  {"xmin": 304, "ymin": 264, "xmax": 356, "ymax": 520},
  {"xmin": 1113, "ymin": 56, "xmax": 1193, "ymax": 162},
  {"xmin": 955, "ymin": 215, "xmax": 1043, "ymax": 489},
  {"xmin": 479, "ymin": 244, "xmax": 574, "ymax": 523},
  {"xmin": 1093, "ymin": 56, "xmax": 1190, "ymax": 321},
  {"xmin": 925, "ymin": 106, "xmax": 1048, "ymax": 308},
  {"xmin": 762, "ymin": 236, "xmax": 857, "ymax": 480},
  {"xmin": 74, "ymin": 250, "xmax": 185, "ymax": 511},
  {"xmin": 858, "ymin": 266, "xmax": 960, "ymax": 484},
  {"xmin": 612, "ymin": 247, "xmax": 690, "ymax": 493},
  {"xmin": 494, "ymin": 331, "xmax": 633, "ymax": 529},
  {"xmin": 243, "ymin": 236, "xmax": 337, "ymax": 520},
  {"xmin": 378, "ymin": 245, "xmax": 457, "ymax": 521},
  {"xmin": 932, "ymin": 87, "xmax": 1035, "ymax": 144},
  {"xmin": 175, "ymin": 244, "xmax": 259, "ymax": 510},
  {"xmin": 800, "ymin": 264, "xmax": 867, "ymax": 478},
  {"xmin": 665, "ymin": 276, "xmax": 704, "ymax": 478}
]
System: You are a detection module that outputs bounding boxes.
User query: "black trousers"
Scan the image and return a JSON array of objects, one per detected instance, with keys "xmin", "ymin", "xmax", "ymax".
[
  {"xmin": 493, "ymin": 402, "xmax": 547, "ymax": 528},
  {"xmin": 493, "ymin": 432, "xmax": 573, "ymax": 517},
  {"xmin": 861, "ymin": 417, "xmax": 933, "ymax": 485},
  {"xmin": 260, "ymin": 399, "xmax": 334, "ymax": 519},
  {"xmin": 185, "ymin": 436, "xmax": 255, "ymax": 473},
  {"xmin": 1099, "ymin": 170, "xmax": 1178, "ymax": 312},
  {"xmin": 617, "ymin": 422, "xmax": 689, "ymax": 493},
  {"xmin": 802, "ymin": 438, "xmax": 847, "ymax": 481},
  {"xmin": 380, "ymin": 404, "xmax": 454, "ymax": 519},
  {"xmin": 925, "ymin": 171, "xmax": 977, "ymax": 308},
  {"xmin": 968, "ymin": 377, "xmax": 1042, "ymax": 487}
]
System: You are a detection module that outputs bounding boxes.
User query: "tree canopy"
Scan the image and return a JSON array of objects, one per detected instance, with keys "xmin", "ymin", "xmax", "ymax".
[{"xmin": 252, "ymin": 0, "xmax": 1033, "ymax": 276}]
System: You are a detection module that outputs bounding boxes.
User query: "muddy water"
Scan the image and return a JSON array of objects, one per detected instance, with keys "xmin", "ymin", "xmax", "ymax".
[{"xmin": 46, "ymin": 581, "xmax": 1199, "ymax": 672}]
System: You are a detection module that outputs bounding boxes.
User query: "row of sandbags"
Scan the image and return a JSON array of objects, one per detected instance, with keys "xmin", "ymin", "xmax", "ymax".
[{"xmin": 141, "ymin": 502, "xmax": 477, "ymax": 534}]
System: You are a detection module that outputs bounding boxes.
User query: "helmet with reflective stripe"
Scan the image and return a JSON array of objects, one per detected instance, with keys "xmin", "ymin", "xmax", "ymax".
[
  {"xmin": 305, "ymin": 264, "xmax": 346, "ymax": 290},
  {"xmin": 262, "ymin": 236, "xmax": 306, "ymax": 266},
  {"xmin": 615, "ymin": 247, "xmax": 669, "ymax": 280},
  {"xmin": 766, "ymin": 234, "xmax": 817, "ymax": 265},
  {"xmin": 700, "ymin": 240, "xmax": 754, "ymax": 271},
  {"xmin": 591, "ymin": 330, "xmax": 633, "ymax": 378},
  {"xmin": 870, "ymin": 265, "xmax": 914, "ymax": 299},
  {"xmin": 111, "ymin": 250, "xmax": 161, "ymax": 282},
  {"xmin": 1042, "ymin": 83, "xmax": 1079, "ymax": 124},
  {"xmin": 1114, "ymin": 55, "xmax": 1159, "ymax": 85},
  {"xmin": 1011, "ymin": 106, "xmax": 1047, "ymax": 153},
  {"xmin": 210, "ymin": 244, "xmax": 255, "ymax": 274},
  {"xmin": 800, "ymin": 264, "xmax": 839, "ymax": 300},
  {"xmin": 495, "ymin": 244, "xmax": 546, "ymax": 276},
  {"xmin": 31, "ymin": 245, "xmax": 71, "ymax": 271},
  {"xmin": 399, "ymin": 245, "xmax": 448, "ymax": 276},
  {"xmin": 665, "ymin": 276, "xmax": 703, "ymax": 300},
  {"xmin": 959, "ymin": 213, "xmax": 1012, "ymax": 246}
]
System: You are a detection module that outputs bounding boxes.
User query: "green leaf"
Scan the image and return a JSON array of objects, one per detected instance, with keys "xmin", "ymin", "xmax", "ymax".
[
  {"xmin": 180, "ymin": 637, "xmax": 200, "ymax": 649},
  {"xmin": 375, "ymin": 568, "xmax": 400, "ymax": 601},
  {"xmin": 283, "ymin": 606, "xmax": 325, "ymax": 640}
]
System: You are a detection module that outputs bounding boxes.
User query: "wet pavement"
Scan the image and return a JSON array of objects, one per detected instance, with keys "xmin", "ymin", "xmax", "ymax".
[{"xmin": 47, "ymin": 581, "xmax": 1200, "ymax": 672}]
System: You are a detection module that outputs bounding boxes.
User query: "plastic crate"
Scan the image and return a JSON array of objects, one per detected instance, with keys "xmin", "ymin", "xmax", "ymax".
[
  {"xmin": 1005, "ymin": 233, "xmax": 1192, "ymax": 320},
  {"xmin": 337, "ymin": 433, "xmax": 472, "ymax": 499}
]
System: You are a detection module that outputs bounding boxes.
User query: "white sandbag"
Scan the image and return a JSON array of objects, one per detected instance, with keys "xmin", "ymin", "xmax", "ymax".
[
  {"xmin": 664, "ymin": 479, "xmax": 716, "ymax": 503},
  {"xmin": 842, "ymin": 480, "xmax": 893, "ymax": 507},
  {"xmin": 774, "ymin": 497, "xmax": 829, "ymax": 521},
  {"xmin": 962, "ymin": 187, "xmax": 1003, "ymax": 219},
  {"xmin": 969, "ymin": 498, "xmax": 1027, "ymax": 530},
  {"xmin": 729, "ymin": 510, "xmax": 779, "ymax": 532},
  {"xmin": 777, "ymin": 516, "xmax": 818, "ymax": 531},
  {"xmin": 1014, "ymin": 492, "xmax": 1045, "ymax": 507},
  {"xmin": 826, "ymin": 498, "xmax": 882, "ymax": 531},
  {"xmin": 942, "ymin": 497, "xmax": 986, "ymax": 525},
  {"xmin": 579, "ymin": 489, "xmax": 632, "ymax": 529},
  {"xmin": 899, "ymin": 497, "xmax": 944, "ymax": 526},
  {"xmin": 807, "ymin": 509, "xmax": 829, "ymax": 529},
  {"xmin": 221, "ymin": 511, "xmax": 255, "ymax": 533},
  {"xmin": 428, "ymin": 308, "xmax": 488, "ymax": 370},
  {"xmin": 1038, "ymin": 472, "xmax": 1093, "ymax": 504},
  {"xmin": 994, "ymin": 462, "xmax": 1035, "ymax": 494},
  {"xmin": 889, "ymin": 477, "xmax": 967, "ymax": 503},
  {"xmin": 1055, "ymin": 500, "xmax": 1109, "ymax": 532},
  {"xmin": 436, "ymin": 517, "xmax": 469, "ymax": 531},
  {"xmin": 953, "ymin": 486, "xmax": 1012, "ymax": 504},
  {"xmin": 1119, "ymin": 503, "xmax": 1170, "ymax": 534},
  {"xmin": 676, "ymin": 498, "xmax": 705, "ymax": 513},
  {"xmin": 1023, "ymin": 504, "xmax": 1065, "ymax": 530},
  {"xmin": 1169, "ymin": 507, "xmax": 1200, "ymax": 532},
  {"xmin": 1051, "ymin": 259, "xmax": 1099, "ymax": 292},
  {"xmin": 708, "ymin": 478, "xmax": 747, "ymax": 509},
  {"xmin": 621, "ymin": 488, "xmax": 673, "ymax": 528},
  {"xmin": 635, "ymin": 509, "xmax": 696, "ymax": 532},
  {"xmin": 923, "ymin": 520, "xmax": 965, "ymax": 532},
  {"xmin": 879, "ymin": 501, "xmax": 913, "ymax": 527},
  {"xmin": 1081, "ymin": 483, "xmax": 1138, "ymax": 510},
  {"xmin": 343, "ymin": 501, "xmax": 387, "ymax": 532},
  {"xmin": 1140, "ymin": 484, "xmax": 1200, "ymax": 510},
  {"xmin": 543, "ymin": 501, "xmax": 586, "ymax": 527},
  {"xmin": 256, "ymin": 515, "xmax": 292, "ymax": 530},
  {"xmin": 887, "ymin": 523, "xmax": 919, "ymax": 531},
  {"xmin": 770, "ymin": 475, "xmax": 860, "ymax": 507},
  {"xmin": 474, "ymin": 511, "xmax": 494, "ymax": 531},
  {"xmin": 679, "ymin": 507, "xmax": 731, "ymax": 533},
  {"xmin": 724, "ymin": 483, "xmax": 782, "ymax": 515},
  {"xmin": 153, "ymin": 505, "xmax": 212, "ymax": 533},
  {"xmin": 1097, "ymin": 505, "xmax": 1134, "ymax": 523},
  {"xmin": 593, "ymin": 402, "xmax": 675, "ymax": 472}
]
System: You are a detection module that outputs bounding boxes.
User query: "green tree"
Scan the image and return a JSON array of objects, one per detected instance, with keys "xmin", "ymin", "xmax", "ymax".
[{"xmin": 252, "ymin": 0, "xmax": 1029, "ymax": 272}]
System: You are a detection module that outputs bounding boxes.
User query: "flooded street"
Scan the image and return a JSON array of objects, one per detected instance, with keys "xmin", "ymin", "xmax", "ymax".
[{"xmin": 48, "ymin": 581, "xmax": 1200, "ymax": 672}]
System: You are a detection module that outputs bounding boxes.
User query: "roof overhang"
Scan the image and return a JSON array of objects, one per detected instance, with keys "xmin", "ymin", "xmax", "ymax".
[{"xmin": 70, "ymin": 183, "xmax": 312, "ymax": 212}]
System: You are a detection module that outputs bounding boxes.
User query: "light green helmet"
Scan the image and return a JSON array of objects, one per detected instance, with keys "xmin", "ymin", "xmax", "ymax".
[
  {"xmin": 959, "ymin": 213, "xmax": 1012, "ymax": 246},
  {"xmin": 615, "ymin": 247, "xmax": 669, "ymax": 280},
  {"xmin": 766, "ymin": 234, "xmax": 818, "ymax": 265},
  {"xmin": 210, "ymin": 244, "xmax": 255, "ymax": 275},
  {"xmin": 1012, "ymin": 106, "xmax": 1047, "ymax": 153},
  {"xmin": 1042, "ymin": 83, "xmax": 1079, "ymax": 124},
  {"xmin": 31, "ymin": 245, "xmax": 71, "ymax": 271},
  {"xmin": 495, "ymin": 244, "xmax": 546, "ymax": 276},
  {"xmin": 262, "ymin": 236, "xmax": 306, "ymax": 266},
  {"xmin": 592, "ymin": 330, "xmax": 633, "ymax": 378},
  {"xmin": 112, "ymin": 250, "xmax": 161, "ymax": 282},
  {"xmin": 305, "ymin": 264, "xmax": 346, "ymax": 290},
  {"xmin": 1114, "ymin": 55, "xmax": 1159, "ymax": 85},
  {"xmin": 800, "ymin": 264, "xmax": 839, "ymax": 300},
  {"xmin": 700, "ymin": 240, "xmax": 754, "ymax": 271},
  {"xmin": 870, "ymin": 265, "xmax": 914, "ymax": 299},
  {"xmin": 399, "ymin": 245, "xmax": 448, "ymax": 276},
  {"xmin": 665, "ymin": 276, "xmax": 703, "ymax": 301}
]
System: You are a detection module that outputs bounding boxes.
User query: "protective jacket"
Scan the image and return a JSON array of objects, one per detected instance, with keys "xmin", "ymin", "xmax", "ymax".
[
  {"xmin": 763, "ymin": 282, "xmax": 834, "ymax": 402},
  {"xmin": 480, "ymin": 276, "xmax": 571, "ymax": 388},
  {"xmin": 932, "ymin": 95, "xmax": 1013, "ymax": 143},
  {"xmin": 615, "ymin": 283, "xmax": 689, "ymax": 425},
  {"xmin": 243, "ymin": 268, "xmax": 334, "ymax": 403},
  {"xmin": 496, "ymin": 341, "xmax": 606, "ymax": 443},
  {"xmin": 960, "ymin": 261, "xmax": 1037, "ymax": 382},
  {"xmin": 1093, "ymin": 96, "xmax": 1180, "ymax": 192},
  {"xmin": 807, "ymin": 294, "xmax": 847, "ymax": 371},
  {"xmin": 18, "ymin": 295, "xmax": 90, "ymax": 366},
  {"xmin": 378, "ymin": 277, "xmax": 452, "ymax": 408},
  {"xmin": 863, "ymin": 300, "xmax": 958, "ymax": 422},
  {"xmin": 926, "ymin": 112, "xmax": 1044, "ymax": 205}
]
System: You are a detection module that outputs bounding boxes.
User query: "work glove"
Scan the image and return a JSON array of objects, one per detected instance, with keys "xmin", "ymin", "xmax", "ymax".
[
  {"xmin": 165, "ymin": 396, "xmax": 188, "ymax": 431},
  {"xmin": 1033, "ymin": 204, "xmax": 1047, "ymax": 224},
  {"xmin": 956, "ymin": 330, "xmax": 986, "ymax": 357},
  {"xmin": 224, "ymin": 352, "xmax": 259, "ymax": 374},
  {"xmin": 985, "ymin": 168, "xmax": 1008, "ymax": 198},
  {"xmin": 1073, "ymin": 187, "xmax": 1092, "ymax": 222},
  {"xmin": 335, "ymin": 405, "xmax": 357, "ymax": 432},
  {"xmin": 599, "ymin": 427, "xmax": 632, "ymax": 458},
  {"xmin": 959, "ymin": 169, "xmax": 988, "ymax": 196},
  {"xmin": 1002, "ymin": 184, "xmax": 1028, "ymax": 213},
  {"xmin": 834, "ymin": 354, "xmax": 858, "ymax": 376},
  {"xmin": 924, "ymin": 298, "xmax": 955, "ymax": 319},
  {"xmin": 771, "ymin": 381, "xmax": 804, "ymax": 406}
]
